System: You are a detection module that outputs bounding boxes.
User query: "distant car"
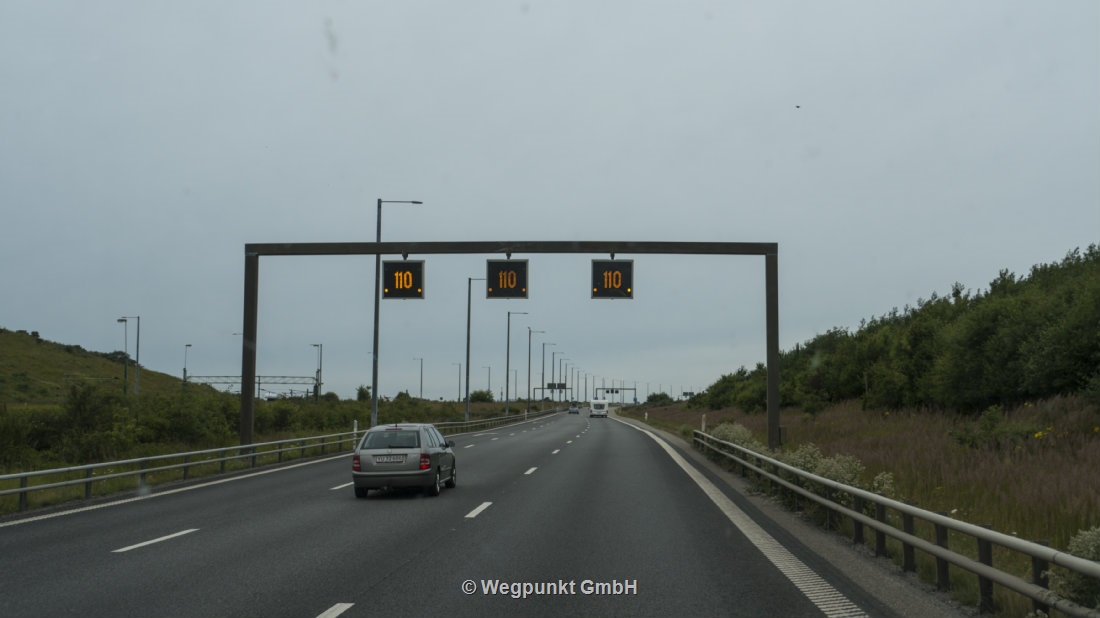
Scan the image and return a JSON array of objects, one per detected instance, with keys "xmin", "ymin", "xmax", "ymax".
[
  {"xmin": 352, "ymin": 423, "xmax": 456, "ymax": 498},
  {"xmin": 589, "ymin": 399, "xmax": 609, "ymax": 418},
  {"xmin": 568, "ymin": 402, "xmax": 580, "ymax": 414}
]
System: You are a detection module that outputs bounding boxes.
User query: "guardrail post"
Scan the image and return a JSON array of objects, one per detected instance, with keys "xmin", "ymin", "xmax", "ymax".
[
  {"xmin": 183, "ymin": 455, "xmax": 191, "ymax": 481},
  {"xmin": 853, "ymin": 496, "xmax": 865, "ymax": 546},
  {"xmin": 902, "ymin": 510, "xmax": 915, "ymax": 573},
  {"xmin": 978, "ymin": 525, "xmax": 994, "ymax": 614},
  {"xmin": 824, "ymin": 488, "xmax": 834, "ymax": 530},
  {"xmin": 85, "ymin": 468, "xmax": 94, "ymax": 499},
  {"xmin": 139, "ymin": 461, "xmax": 147, "ymax": 489},
  {"xmin": 1031, "ymin": 540, "xmax": 1049, "ymax": 616},
  {"xmin": 875, "ymin": 503, "xmax": 887, "ymax": 556},
  {"xmin": 19, "ymin": 477, "xmax": 28, "ymax": 512},
  {"xmin": 935, "ymin": 515, "xmax": 950, "ymax": 591}
]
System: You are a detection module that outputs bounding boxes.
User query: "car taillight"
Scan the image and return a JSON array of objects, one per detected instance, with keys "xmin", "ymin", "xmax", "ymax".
[
  {"xmin": 419, "ymin": 454, "xmax": 431, "ymax": 470},
  {"xmin": 352, "ymin": 455, "xmax": 361, "ymax": 471}
]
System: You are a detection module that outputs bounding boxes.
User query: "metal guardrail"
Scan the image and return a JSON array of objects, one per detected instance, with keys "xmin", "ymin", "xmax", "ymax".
[
  {"xmin": 436, "ymin": 408, "xmax": 557, "ymax": 434},
  {"xmin": 0, "ymin": 409, "xmax": 559, "ymax": 514},
  {"xmin": 693, "ymin": 430, "xmax": 1100, "ymax": 618},
  {"xmin": 0, "ymin": 432, "xmax": 357, "ymax": 513}
]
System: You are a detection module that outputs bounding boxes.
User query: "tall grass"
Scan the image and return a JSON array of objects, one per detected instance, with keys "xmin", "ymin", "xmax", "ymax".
[{"xmin": 627, "ymin": 396, "xmax": 1100, "ymax": 615}]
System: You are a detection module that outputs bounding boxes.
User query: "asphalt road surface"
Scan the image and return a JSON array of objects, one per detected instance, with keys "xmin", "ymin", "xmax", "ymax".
[{"xmin": 0, "ymin": 411, "xmax": 971, "ymax": 617}]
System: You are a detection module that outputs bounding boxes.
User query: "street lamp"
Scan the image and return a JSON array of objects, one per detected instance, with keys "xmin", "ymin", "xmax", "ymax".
[
  {"xmin": 313, "ymin": 344, "xmax": 323, "ymax": 401},
  {"xmin": 505, "ymin": 311, "xmax": 527, "ymax": 414},
  {"xmin": 527, "ymin": 328, "xmax": 544, "ymax": 413},
  {"xmin": 558, "ymin": 357, "xmax": 569, "ymax": 403},
  {"xmin": 414, "ymin": 357, "xmax": 423, "ymax": 398},
  {"xmin": 183, "ymin": 344, "xmax": 192, "ymax": 385},
  {"xmin": 117, "ymin": 316, "xmax": 140, "ymax": 395},
  {"xmin": 483, "ymin": 366, "xmax": 491, "ymax": 393},
  {"xmin": 117, "ymin": 318, "xmax": 128, "ymax": 395},
  {"xmin": 371, "ymin": 198, "xmax": 422, "ymax": 427},
  {"xmin": 542, "ymin": 342, "xmax": 555, "ymax": 408},
  {"xmin": 464, "ymin": 276, "xmax": 486, "ymax": 422},
  {"xmin": 551, "ymin": 351, "xmax": 562, "ymax": 403}
]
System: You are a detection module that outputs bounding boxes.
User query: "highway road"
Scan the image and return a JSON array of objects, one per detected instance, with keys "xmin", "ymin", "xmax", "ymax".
[{"xmin": 0, "ymin": 411, "xmax": 968, "ymax": 617}]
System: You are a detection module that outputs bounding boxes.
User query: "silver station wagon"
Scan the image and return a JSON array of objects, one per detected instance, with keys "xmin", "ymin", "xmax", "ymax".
[{"xmin": 351, "ymin": 423, "xmax": 456, "ymax": 498}]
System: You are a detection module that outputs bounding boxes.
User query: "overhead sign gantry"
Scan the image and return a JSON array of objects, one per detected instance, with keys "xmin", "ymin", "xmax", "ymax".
[{"xmin": 239, "ymin": 240, "xmax": 782, "ymax": 448}]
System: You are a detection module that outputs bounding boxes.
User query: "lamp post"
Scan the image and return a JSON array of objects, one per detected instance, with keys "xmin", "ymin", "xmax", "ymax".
[
  {"xmin": 313, "ymin": 344, "xmax": 323, "ymax": 401},
  {"xmin": 551, "ymin": 351, "xmax": 562, "ymax": 403},
  {"xmin": 118, "ymin": 316, "xmax": 141, "ymax": 395},
  {"xmin": 371, "ymin": 198, "xmax": 421, "ymax": 427},
  {"xmin": 464, "ymin": 277, "xmax": 485, "ymax": 422},
  {"xmin": 527, "ymin": 328, "xmax": 543, "ymax": 413},
  {"xmin": 563, "ymin": 360, "xmax": 569, "ymax": 401},
  {"xmin": 183, "ymin": 343, "xmax": 192, "ymax": 385},
  {"xmin": 558, "ymin": 357, "xmax": 569, "ymax": 403},
  {"xmin": 505, "ymin": 311, "xmax": 527, "ymax": 414},
  {"xmin": 483, "ymin": 366, "xmax": 491, "ymax": 393},
  {"xmin": 117, "ymin": 318, "xmax": 128, "ymax": 395},
  {"xmin": 541, "ymin": 338, "xmax": 554, "ymax": 406},
  {"xmin": 414, "ymin": 357, "xmax": 423, "ymax": 398}
]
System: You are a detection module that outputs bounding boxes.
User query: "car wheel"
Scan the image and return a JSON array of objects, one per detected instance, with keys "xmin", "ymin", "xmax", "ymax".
[
  {"xmin": 426, "ymin": 470, "xmax": 441, "ymax": 497},
  {"xmin": 354, "ymin": 486, "xmax": 368, "ymax": 499},
  {"xmin": 445, "ymin": 463, "xmax": 457, "ymax": 489}
]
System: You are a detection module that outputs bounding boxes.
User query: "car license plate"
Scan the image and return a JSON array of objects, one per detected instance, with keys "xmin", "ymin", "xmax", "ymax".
[{"xmin": 374, "ymin": 455, "xmax": 405, "ymax": 463}]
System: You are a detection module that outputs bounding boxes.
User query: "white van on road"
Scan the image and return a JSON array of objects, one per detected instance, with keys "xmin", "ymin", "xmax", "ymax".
[{"xmin": 589, "ymin": 399, "xmax": 609, "ymax": 418}]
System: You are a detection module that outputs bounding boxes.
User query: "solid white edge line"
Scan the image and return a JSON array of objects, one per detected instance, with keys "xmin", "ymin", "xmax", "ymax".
[
  {"xmin": 316, "ymin": 603, "xmax": 354, "ymax": 618},
  {"xmin": 615, "ymin": 418, "xmax": 869, "ymax": 618},
  {"xmin": 112, "ymin": 528, "xmax": 198, "ymax": 553},
  {"xmin": 465, "ymin": 501, "xmax": 492, "ymax": 518}
]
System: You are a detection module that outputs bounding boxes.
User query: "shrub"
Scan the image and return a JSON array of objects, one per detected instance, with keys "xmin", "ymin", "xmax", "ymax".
[{"xmin": 1050, "ymin": 526, "xmax": 1100, "ymax": 609}]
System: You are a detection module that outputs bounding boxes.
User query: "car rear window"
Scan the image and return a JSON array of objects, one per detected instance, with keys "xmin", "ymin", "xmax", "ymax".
[{"xmin": 361, "ymin": 430, "xmax": 420, "ymax": 449}]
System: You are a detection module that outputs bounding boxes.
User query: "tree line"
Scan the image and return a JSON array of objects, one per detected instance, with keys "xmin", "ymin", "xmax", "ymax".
[{"xmin": 693, "ymin": 245, "xmax": 1100, "ymax": 415}]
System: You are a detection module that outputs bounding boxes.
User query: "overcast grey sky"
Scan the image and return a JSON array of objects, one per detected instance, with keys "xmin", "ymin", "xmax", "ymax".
[{"xmin": 2, "ymin": 1, "xmax": 1097, "ymax": 402}]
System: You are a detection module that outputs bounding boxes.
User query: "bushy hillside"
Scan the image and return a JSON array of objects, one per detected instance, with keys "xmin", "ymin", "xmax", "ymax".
[
  {"xmin": 0, "ymin": 328, "xmax": 186, "ymax": 404},
  {"xmin": 694, "ymin": 245, "xmax": 1100, "ymax": 415}
]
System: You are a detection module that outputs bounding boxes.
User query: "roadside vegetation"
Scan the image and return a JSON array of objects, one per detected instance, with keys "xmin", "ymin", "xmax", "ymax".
[
  {"xmin": 620, "ymin": 246, "xmax": 1100, "ymax": 614},
  {"xmin": 0, "ymin": 327, "xmax": 538, "ymax": 474}
]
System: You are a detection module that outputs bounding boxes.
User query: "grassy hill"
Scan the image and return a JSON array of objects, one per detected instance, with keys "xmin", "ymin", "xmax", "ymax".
[{"xmin": 0, "ymin": 327, "xmax": 186, "ymax": 405}]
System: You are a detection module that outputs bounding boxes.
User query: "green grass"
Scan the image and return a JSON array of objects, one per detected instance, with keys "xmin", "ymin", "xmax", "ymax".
[{"xmin": 0, "ymin": 328, "xmax": 195, "ymax": 405}]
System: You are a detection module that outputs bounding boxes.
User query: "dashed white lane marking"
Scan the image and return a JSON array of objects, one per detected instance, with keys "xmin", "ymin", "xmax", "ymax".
[
  {"xmin": 466, "ymin": 502, "xmax": 493, "ymax": 519},
  {"xmin": 330, "ymin": 482, "xmax": 353, "ymax": 490},
  {"xmin": 112, "ymin": 528, "xmax": 198, "ymax": 553},
  {"xmin": 524, "ymin": 467, "xmax": 537, "ymax": 475},
  {"xmin": 464, "ymin": 444, "xmax": 476, "ymax": 448},
  {"xmin": 552, "ymin": 449, "xmax": 561, "ymax": 455},
  {"xmin": 316, "ymin": 603, "xmax": 354, "ymax": 618},
  {"xmin": 619, "ymin": 421, "xmax": 869, "ymax": 618}
]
